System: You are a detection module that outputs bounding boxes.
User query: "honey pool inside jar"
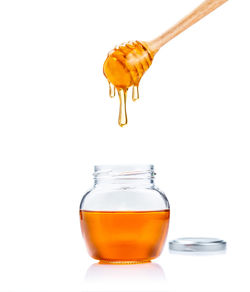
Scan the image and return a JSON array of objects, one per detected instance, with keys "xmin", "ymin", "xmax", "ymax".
[{"xmin": 80, "ymin": 209, "xmax": 170, "ymax": 264}]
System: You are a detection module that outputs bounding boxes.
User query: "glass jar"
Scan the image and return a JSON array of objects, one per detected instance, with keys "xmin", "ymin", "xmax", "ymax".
[{"xmin": 79, "ymin": 165, "xmax": 170, "ymax": 264}]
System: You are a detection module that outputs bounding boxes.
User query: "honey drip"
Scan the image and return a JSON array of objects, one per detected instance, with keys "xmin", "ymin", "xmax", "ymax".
[
  {"xmin": 132, "ymin": 85, "xmax": 139, "ymax": 101},
  {"xmin": 109, "ymin": 82, "xmax": 115, "ymax": 98},
  {"xmin": 118, "ymin": 89, "xmax": 127, "ymax": 127},
  {"xmin": 103, "ymin": 41, "xmax": 155, "ymax": 127},
  {"xmin": 80, "ymin": 210, "xmax": 170, "ymax": 263}
]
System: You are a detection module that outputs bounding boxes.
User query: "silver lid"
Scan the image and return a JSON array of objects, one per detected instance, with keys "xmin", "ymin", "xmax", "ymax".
[{"xmin": 169, "ymin": 237, "xmax": 226, "ymax": 253}]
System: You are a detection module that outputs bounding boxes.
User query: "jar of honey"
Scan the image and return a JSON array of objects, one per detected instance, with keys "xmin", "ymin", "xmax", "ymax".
[{"xmin": 79, "ymin": 165, "xmax": 170, "ymax": 264}]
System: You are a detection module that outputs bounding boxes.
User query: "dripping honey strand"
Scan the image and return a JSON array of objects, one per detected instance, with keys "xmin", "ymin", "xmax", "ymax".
[
  {"xmin": 109, "ymin": 82, "xmax": 115, "ymax": 98},
  {"xmin": 118, "ymin": 89, "xmax": 127, "ymax": 127},
  {"xmin": 132, "ymin": 86, "xmax": 139, "ymax": 101}
]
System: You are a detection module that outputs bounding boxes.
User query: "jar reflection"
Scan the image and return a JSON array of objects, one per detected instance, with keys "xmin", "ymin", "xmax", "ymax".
[{"xmin": 83, "ymin": 262, "xmax": 167, "ymax": 292}]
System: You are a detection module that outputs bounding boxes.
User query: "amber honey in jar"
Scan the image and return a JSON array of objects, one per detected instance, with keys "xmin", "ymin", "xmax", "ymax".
[{"xmin": 79, "ymin": 165, "xmax": 170, "ymax": 264}]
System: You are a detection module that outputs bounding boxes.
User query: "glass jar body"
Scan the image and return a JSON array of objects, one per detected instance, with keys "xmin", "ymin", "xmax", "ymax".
[{"xmin": 79, "ymin": 165, "xmax": 170, "ymax": 264}]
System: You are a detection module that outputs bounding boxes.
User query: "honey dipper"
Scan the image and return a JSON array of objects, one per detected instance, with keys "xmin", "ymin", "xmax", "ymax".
[{"xmin": 103, "ymin": 0, "xmax": 228, "ymax": 127}]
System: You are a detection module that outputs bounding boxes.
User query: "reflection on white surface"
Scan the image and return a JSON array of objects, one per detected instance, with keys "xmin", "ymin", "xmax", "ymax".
[
  {"xmin": 82, "ymin": 262, "xmax": 167, "ymax": 292},
  {"xmin": 169, "ymin": 249, "xmax": 227, "ymax": 256}
]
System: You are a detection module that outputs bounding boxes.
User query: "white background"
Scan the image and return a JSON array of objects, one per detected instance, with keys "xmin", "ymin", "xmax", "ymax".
[{"xmin": 0, "ymin": 0, "xmax": 250, "ymax": 291}]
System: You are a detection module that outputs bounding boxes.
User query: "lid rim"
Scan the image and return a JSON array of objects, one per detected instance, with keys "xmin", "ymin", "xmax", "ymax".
[{"xmin": 169, "ymin": 237, "xmax": 227, "ymax": 252}]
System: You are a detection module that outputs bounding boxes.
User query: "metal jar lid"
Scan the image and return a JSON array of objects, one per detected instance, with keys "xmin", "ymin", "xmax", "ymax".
[{"xmin": 169, "ymin": 237, "xmax": 227, "ymax": 253}]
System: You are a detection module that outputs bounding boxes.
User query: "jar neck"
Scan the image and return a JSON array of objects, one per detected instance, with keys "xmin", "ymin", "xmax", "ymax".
[{"xmin": 93, "ymin": 165, "xmax": 155, "ymax": 188}]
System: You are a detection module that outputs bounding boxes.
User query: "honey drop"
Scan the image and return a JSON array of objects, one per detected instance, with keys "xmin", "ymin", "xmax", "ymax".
[
  {"xmin": 109, "ymin": 82, "xmax": 115, "ymax": 98},
  {"xmin": 118, "ymin": 89, "xmax": 127, "ymax": 127},
  {"xmin": 132, "ymin": 85, "xmax": 139, "ymax": 101}
]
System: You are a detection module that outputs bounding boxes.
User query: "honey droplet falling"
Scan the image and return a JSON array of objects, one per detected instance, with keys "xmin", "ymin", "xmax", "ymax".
[
  {"xmin": 109, "ymin": 82, "xmax": 115, "ymax": 98},
  {"xmin": 118, "ymin": 89, "xmax": 127, "ymax": 127},
  {"xmin": 132, "ymin": 85, "xmax": 139, "ymax": 101},
  {"xmin": 103, "ymin": 41, "xmax": 155, "ymax": 127}
]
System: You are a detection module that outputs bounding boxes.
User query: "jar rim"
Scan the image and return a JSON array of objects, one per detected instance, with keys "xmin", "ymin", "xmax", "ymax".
[{"xmin": 93, "ymin": 164, "xmax": 155, "ymax": 179}]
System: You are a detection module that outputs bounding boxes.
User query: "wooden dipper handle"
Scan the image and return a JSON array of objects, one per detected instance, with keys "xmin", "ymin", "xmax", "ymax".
[{"xmin": 148, "ymin": 0, "xmax": 228, "ymax": 53}]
